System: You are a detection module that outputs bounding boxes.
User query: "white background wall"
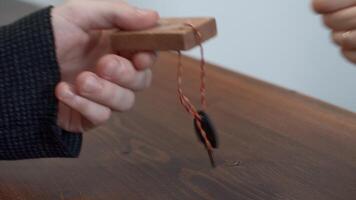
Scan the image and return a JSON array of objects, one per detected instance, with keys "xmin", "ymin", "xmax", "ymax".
[{"xmin": 19, "ymin": 0, "xmax": 356, "ymax": 112}]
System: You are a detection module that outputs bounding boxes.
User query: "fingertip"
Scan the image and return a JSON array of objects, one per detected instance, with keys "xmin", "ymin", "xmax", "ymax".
[
  {"xmin": 132, "ymin": 51, "xmax": 158, "ymax": 70},
  {"xmin": 55, "ymin": 82, "xmax": 66, "ymax": 98},
  {"xmin": 151, "ymin": 10, "xmax": 160, "ymax": 22},
  {"xmin": 321, "ymin": 14, "xmax": 330, "ymax": 26},
  {"xmin": 313, "ymin": 0, "xmax": 356, "ymax": 14},
  {"xmin": 312, "ymin": 0, "xmax": 338, "ymax": 14},
  {"xmin": 313, "ymin": 0, "xmax": 327, "ymax": 13},
  {"xmin": 56, "ymin": 82, "xmax": 75, "ymax": 101},
  {"xmin": 332, "ymin": 31, "xmax": 342, "ymax": 46},
  {"xmin": 341, "ymin": 49, "xmax": 356, "ymax": 64},
  {"xmin": 56, "ymin": 80, "xmax": 113, "ymax": 126},
  {"xmin": 82, "ymin": 103, "xmax": 112, "ymax": 126},
  {"xmin": 97, "ymin": 107, "xmax": 112, "ymax": 124},
  {"xmin": 120, "ymin": 90, "xmax": 136, "ymax": 111}
]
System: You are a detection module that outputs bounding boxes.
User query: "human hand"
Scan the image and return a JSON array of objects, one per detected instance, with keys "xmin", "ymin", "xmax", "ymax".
[
  {"xmin": 52, "ymin": 0, "xmax": 159, "ymax": 132},
  {"xmin": 313, "ymin": 0, "xmax": 356, "ymax": 63}
]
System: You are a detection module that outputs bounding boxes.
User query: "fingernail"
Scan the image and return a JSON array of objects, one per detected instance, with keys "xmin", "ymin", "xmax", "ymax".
[
  {"xmin": 82, "ymin": 75, "xmax": 101, "ymax": 93},
  {"xmin": 102, "ymin": 61, "xmax": 117, "ymax": 80}
]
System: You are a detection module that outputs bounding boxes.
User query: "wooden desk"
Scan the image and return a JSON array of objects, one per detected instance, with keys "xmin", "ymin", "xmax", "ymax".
[{"xmin": 1, "ymin": 53, "xmax": 356, "ymax": 200}]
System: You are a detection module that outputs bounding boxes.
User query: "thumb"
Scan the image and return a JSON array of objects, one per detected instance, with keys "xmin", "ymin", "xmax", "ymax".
[{"xmin": 53, "ymin": 0, "xmax": 159, "ymax": 32}]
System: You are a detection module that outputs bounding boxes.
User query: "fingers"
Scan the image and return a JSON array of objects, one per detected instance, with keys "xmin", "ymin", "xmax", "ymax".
[
  {"xmin": 330, "ymin": 31, "xmax": 356, "ymax": 63},
  {"xmin": 342, "ymin": 50, "xmax": 356, "ymax": 63},
  {"xmin": 313, "ymin": 0, "xmax": 356, "ymax": 13},
  {"xmin": 76, "ymin": 72, "xmax": 136, "ymax": 112},
  {"xmin": 54, "ymin": 0, "xmax": 159, "ymax": 32},
  {"xmin": 96, "ymin": 54, "xmax": 153, "ymax": 91},
  {"xmin": 332, "ymin": 31, "xmax": 356, "ymax": 49},
  {"xmin": 56, "ymin": 82, "xmax": 112, "ymax": 126},
  {"xmin": 55, "ymin": 52, "xmax": 155, "ymax": 130},
  {"xmin": 132, "ymin": 52, "xmax": 158, "ymax": 71},
  {"xmin": 117, "ymin": 51, "xmax": 158, "ymax": 70},
  {"xmin": 323, "ymin": 7, "xmax": 356, "ymax": 30},
  {"xmin": 314, "ymin": 0, "xmax": 356, "ymax": 64}
]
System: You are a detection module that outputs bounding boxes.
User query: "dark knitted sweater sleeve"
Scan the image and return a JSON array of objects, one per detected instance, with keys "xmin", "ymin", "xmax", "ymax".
[{"xmin": 0, "ymin": 7, "xmax": 82, "ymax": 160}]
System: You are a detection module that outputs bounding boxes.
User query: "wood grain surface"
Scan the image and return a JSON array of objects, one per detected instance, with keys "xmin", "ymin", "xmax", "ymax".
[
  {"xmin": 111, "ymin": 18, "xmax": 217, "ymax": 51},
  {"xmin": 1, "ymin": 53, "xmax": 356, "ymax": 200}
]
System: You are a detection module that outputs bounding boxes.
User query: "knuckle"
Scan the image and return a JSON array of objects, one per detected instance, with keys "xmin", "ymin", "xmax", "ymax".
[
  {"xmin": 76, "ymin": 72, "xmax": 102, "ymax": 95},
  {"xmin": 99, "ymin": 55, "xmax": 115, "ymax": 67},
  {"xmin": 76, "ymin": 71, "xmax": 93, "ymax": 85},
  {"xmin": 56, "ymin": 82, "xmax": 76, "ymax": 102},
  {"xmin": 99, "ymin": 55, "xmax": 136, "ymax": 84},
  {"xmin": 135, "ymin": 52, "xmax": 157, "ymax": 69},
  {"xmin": 116, "ymin": 60, "xmax": 135, "ymax": 83},
  {"xmin": 97, "ymin": 56, "xmax": 117, "ymax": 77}
]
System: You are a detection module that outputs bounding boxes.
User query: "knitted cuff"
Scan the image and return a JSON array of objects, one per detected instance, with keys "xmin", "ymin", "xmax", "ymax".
[{"xmin": 0, "ymin": 7, "xmax": 82, "ymax": 160}]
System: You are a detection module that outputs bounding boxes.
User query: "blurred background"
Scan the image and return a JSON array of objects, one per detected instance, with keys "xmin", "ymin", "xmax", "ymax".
[{"xmin": 2, "ymin": 0, "xmax": 356, "ymax": 112}]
